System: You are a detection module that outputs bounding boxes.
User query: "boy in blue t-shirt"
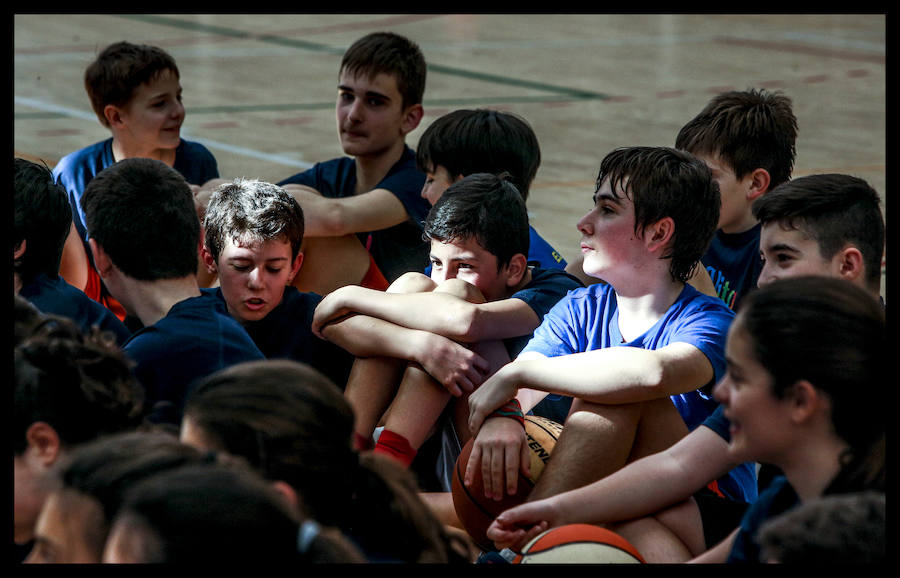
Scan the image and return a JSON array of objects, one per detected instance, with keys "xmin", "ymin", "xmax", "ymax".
[
  {"xmin": 81, "ymin": 158, "xmax": 262, "ymax": 426},
  {"xmin": 311, "ymin": 173, "xmax": 583, "ymax": 489},
  {"xmin": 52, "ymin": 41, "xmax": 219, "ymax": 320},
  {"xmin": 466, "ymin": 146, "xmax": 732, "ymax": 507},
  {"xmin": 199, "ymin": 178, "xmax": 355, "ymax": 389}
]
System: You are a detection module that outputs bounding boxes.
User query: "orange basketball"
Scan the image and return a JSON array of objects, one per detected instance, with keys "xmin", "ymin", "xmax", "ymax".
[
  {"xmin": 512, "ymin": 524, "xmax": 646, "ymax": 564},
  {"xmin": 451, "ymin": 416, "xmax": 562, "ymax": 550}
]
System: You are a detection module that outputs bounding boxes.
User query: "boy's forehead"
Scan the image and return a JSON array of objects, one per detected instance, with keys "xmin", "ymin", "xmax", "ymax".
[
  {"xmin": 225, "ymin": 233, "xmax": 290, "ymax": 254},
  {"xmin": 338, "ymin": 69, "xmax": 401, "ymax": 97}
]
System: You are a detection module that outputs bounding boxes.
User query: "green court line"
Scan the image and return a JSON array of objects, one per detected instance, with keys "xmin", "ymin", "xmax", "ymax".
[{"xmin": 116, "ymin": 14, "xmax": 610, "ymax": 102}]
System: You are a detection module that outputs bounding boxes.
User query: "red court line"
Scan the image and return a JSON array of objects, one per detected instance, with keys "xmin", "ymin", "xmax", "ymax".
[{"xmin": 713, "ymin": 36, "xmax": 884, "ymax": 64}]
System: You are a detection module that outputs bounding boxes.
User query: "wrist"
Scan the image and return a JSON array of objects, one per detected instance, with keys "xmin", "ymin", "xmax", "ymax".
[{"xmin": 489, "ymin": 398, "xmax": 525, "ymax": 427}]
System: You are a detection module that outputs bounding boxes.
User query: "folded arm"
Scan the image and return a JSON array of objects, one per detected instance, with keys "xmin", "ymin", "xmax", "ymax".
[{"xmin": 282, "ymin": 185, "xmax": 409, "ymax": 238}]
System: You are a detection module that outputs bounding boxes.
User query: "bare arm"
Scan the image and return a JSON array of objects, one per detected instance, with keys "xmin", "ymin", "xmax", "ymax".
[
  {"xmin": 321, "ymin": 314, "xmax": 490, "ymax": 397},
  {"xmin": 313, "ymin": 284, "xmax": 542, "ymax": 343},
  {"xmin": 468, "ymin": 342, "xmax": 713, "ymax": 434},
  {"xmin": 282, "ymin": 185, "xmax": 410, "ymax": 238}
]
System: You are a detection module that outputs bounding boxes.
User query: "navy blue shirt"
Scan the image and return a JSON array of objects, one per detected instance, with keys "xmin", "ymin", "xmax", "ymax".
[
  {"xmin": 53, "ymin": 138, "xmax": 219, "ymax": 245},
  {"xmin": 204, "ymin": 286, "xmax": 354, "ymax": 389},
  {"xmin": 278, "ymin": 146, "xmax": 431, "ymax": 282},
  {"xmin": 703, "ymin": 224, "xmax": 763, "ymax": 311},
  {"xmin": 122, "ymin": 291, "xmax": 264, "ymax": 424},
  {"xmin": 727, "ymin": 475, "xmax": 798, "ymax": 563},
  {"xmin": 19, "ymin": 273, "xmax": 132, "ymax": 345}
]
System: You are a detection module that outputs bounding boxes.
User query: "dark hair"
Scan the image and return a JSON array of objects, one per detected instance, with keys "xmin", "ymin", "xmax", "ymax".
[
  {"xmin": 752, "ymin": 173, "xmax": 885, "ymax": 292},
  {"xmin": 109, "ymin": 462, "xmax": 364, "ymax": 563},
  {"xmin": 416, "ymin": 109, "xmax": 541, "ymax": 201},
  {"xmin": 340, "ymin": 31, "xmax": 426, "ymax": 109},
  {"xmin": 15, "ymin": 316, "xmax": 145, "ymax": 455},
  {"xmin": 14, "ymin": 158, "xmax": 73, "ymax": 285},
  {"xmin": 48, "ymin": 431, "xmax": 205, "ymax": 558},
  {"xmin": 423, "ymin": 172, "xmax": 530, "ymax": 271},
  {"xmin": 757, "ymin": 491, "xmax": 885, "ymax": 564},
  {"xmin": 203, "ymin": 179, "xmax": 305, "ymax": 263},
  {"xmin": 84, "ymin": 41, "xmax": 179, "ymax": 128},
  {"xmin": 596, "ymin": 146, "xmax": 720, "ymax": 283},
  {"xmin": 81, "ymin": 158, "xmax": 199, "ymax": 281},
  {"xmin": 183, "ymin": 359, "xmax": 468, "ymax": 563},
  {"xmin": 14, "ymin": 294, "xmax": 44, "ymax": 346},
  {"xmin": 675, "ymin": 88, "xmax": 797, "ymax": 188},
  {"xmin": 735, "ymin": 276, "xmax": 885, "ymax": 491}
]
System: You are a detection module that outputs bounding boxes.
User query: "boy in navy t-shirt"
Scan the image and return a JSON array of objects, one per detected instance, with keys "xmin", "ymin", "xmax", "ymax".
[
  {"xmin": 312, "ymin": 173, "xmax": 583, "ymax": 491},
  {"xmin": 53, "ymin": 41, "xmax": 218, "ymax": 320},
  {"xmin": 199, "ymin": 178, "xmax": 355, "ymax": 389},
  {"xmin": 276, "ymin": 32, "xmax": 432, "ymax": 293},
  {"xmin": 14, "ymin": 158, "xmax": 130, "ymax": 345},
  {"xmin": 81, "ymin": 158, "xmax": 262, "ymax": 426}
]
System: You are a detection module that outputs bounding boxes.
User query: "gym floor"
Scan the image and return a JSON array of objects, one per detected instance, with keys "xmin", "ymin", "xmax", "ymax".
[{"xmin": 13, "ymin": 13, "xmax": 886, "ymax": 297}]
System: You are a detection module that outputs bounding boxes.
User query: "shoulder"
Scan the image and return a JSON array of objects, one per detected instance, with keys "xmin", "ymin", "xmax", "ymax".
[
  {"xmin": 53, "ymin": 139, "xmax": 113, "ymax": 180},
  {"xmin": 277, "ymin": 157, "xmax": 355, "ymax": 189}
]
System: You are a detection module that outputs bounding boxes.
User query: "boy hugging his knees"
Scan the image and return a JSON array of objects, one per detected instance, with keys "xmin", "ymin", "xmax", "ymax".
[
  {"xmin": 199, "ymin": 179, "xmax": 355, "ymax": 388},
  {"xmin": 311, "ymin": 173, "xmax": 583, "ymax": 489}
]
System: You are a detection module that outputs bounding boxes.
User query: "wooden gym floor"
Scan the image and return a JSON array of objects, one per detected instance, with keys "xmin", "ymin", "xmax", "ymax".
[{"xmin": 13, "ymin": 13, "xmax": 886, "ymax": 297}]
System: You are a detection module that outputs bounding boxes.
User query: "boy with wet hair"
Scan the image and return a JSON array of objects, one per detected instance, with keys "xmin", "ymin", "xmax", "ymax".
[
  {"xmin": 199, "ymin": 179, "xmax": 355, "ymax": 388},
  {"xmin": 53, "ymin": 40, "xmax": 219, "ymax": 318},
  {"xmin": 81, "ymin": 158, "xmax": 263, "ymax": 425},
  {"xmin": 416, "ymin": 108, "xmax": 567, "ymax": 271},
  {"xmin": 14, "ymin": 158, "xmax": 130, "ymax": 345},
  {"xmin": 312, "ymin": 173, "xmax": 583, "ymax": 490},
  {"xmin": 674, "ymin": 88, "xmax": 798, "ymax": 310},
  {"xmin": 276, "ymin": 31, "xmax": 432, "ymax": 293},
  {"xmin": 467, "ymin": 147, "xmax": 740, "ymax": 519}
]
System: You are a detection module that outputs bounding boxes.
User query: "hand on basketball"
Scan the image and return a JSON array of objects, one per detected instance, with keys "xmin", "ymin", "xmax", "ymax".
[
  {"xmin": 465, "ymin": 417, "xmax": 530, "ymax": 500},
  {"xmin": 417, "ymin": 334, "xmax": 490, "ymax": 397}
]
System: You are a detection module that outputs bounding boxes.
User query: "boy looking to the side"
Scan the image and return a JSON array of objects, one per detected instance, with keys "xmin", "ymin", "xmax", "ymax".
[
  {"xmin": 14, "ymin": 158, "xmax": 130, "ymax": 345},
  {"xmin": 466, "ymin": 147, "xmax": 739, "ymax": 514},
  {"xmin": 199, "ymin": 178, "xmax": 355, "ymax": 388},
  {"xmin": 311, "ymin": 173, "xmax": 583, "ymax": 490},
  {"xmin": 275, "ymin": 31, "xmax": 432, "ymax": 294},
  {"xmin": 81, "ymin": 158, "xmax": 263, "ymax": 426},
  {"xmin": 53, "ymin": 41, "xmax": 219, "ymax": 319}
]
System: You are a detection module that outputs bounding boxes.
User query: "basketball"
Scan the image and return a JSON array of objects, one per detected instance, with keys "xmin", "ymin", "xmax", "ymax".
[
  {"xmin": 512, "ymin": 524, "xmax": 646, "ymax": 564},
  {"xmin": 451, "ymin": 415, "xmax": 562, "ymax": 550}
]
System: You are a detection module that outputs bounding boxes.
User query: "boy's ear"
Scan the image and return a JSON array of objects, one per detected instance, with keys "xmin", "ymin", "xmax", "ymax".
[
  {"xmin": 504, "ymin": 253, "xmax": 528, "ymax": 287},
  {"xmin": 14, "ymin": 239, "xmax": 27, "ymax": 261},
  {"xmin": 400, "ymin": 103, "xmax": 424, "ymax": 135},
  {"xmin": 834, "ymin": 246, "xmax": 865, "ymax": 283},
  {"xmin": 270, "ymin": 480, "xmax": 300, "ymax": 511},
  {"xmin": 24, "ymin": 422, "xmax": 63, "ymax": 468},
  {"xmin": 644, "ymin": 216, "xmax": 676, "ymax": 254},
  {"xmin": 287, "ymin": 251, "xmax": 304, "ymax": 283},
  {"xmin": 199, "ymin": 245, "xmax": 218, "ymax": 274},
  {"xmin": 88, "ymin": 239, "xmax": 113, "ymax": 277},
  {"xmin": 103, "ymin": 104, "xmax": 125, "ymax": 129},
  {"xmin": 746, "ymin": 168, "xmax": 772, "ymax": 200}
]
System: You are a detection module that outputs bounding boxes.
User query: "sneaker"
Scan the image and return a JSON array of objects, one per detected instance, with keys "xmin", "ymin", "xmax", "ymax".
[{"xmin": 475, "ymin": 548, "xmax": 516, "ymax": 564}]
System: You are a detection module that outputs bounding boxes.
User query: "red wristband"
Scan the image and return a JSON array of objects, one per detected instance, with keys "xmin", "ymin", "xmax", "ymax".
[{"xmin": 490, "ymin": 398, "xmax": 525, "ymax": 427}]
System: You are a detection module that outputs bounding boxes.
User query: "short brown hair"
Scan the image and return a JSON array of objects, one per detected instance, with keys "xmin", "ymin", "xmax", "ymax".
[
  {"xmin": 84, "ymin": 41, "xmax": 180, "ymax": 127},
  {"xmin": 340, "ymin": 32, "xmax": 426, "ymax": 109}
]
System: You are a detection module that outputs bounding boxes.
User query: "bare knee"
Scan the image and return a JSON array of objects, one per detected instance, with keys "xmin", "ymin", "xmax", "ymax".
[
  {"xmin": 387, "ymin": 271, "xmax": 436, "ymax": 294},
  {"xmin": 432, "ymin": 277, "xmax": 486, "ymax": 303}
]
